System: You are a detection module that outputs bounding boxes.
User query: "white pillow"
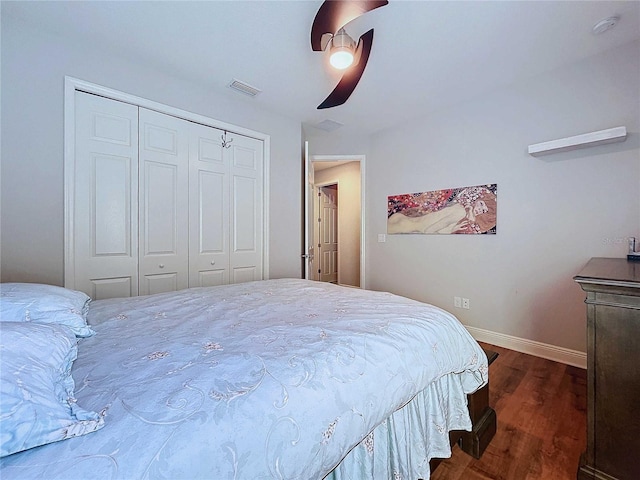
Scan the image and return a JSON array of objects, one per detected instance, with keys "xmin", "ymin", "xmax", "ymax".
[
  {"xmin": 0, "ymin": 283, "xmax": 94, "ymax": 337},
  {"xmin": 0, "ymin": 322, "xmax": 104, "ymax": 457}
]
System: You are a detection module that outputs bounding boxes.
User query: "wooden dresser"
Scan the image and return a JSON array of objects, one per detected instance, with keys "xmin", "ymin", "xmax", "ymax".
[{"xmin": 574, "ymin": 258, "xmax": 640, "ymax": 480}]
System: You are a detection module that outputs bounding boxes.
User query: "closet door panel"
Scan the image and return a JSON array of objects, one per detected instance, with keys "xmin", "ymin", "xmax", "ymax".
[
  {"xmin": 139, "ymin": 109, "xmax": 189, "ymax": 295},
  {"xmin": 194, "ymin": 170, "xmax": 227, "ymax": 286},
  {"xmin": 189, "ymin": 123, "xmax": 229, "ymax": 287},
  {"xmin": 197, "ymin": 270, "xmax": 226, "ymax": 287},
  {"xmin": 90, "ymin": 277, "xmax": 133, "ymax": 301},
  {"xmin": 93, "ymin": 155, "xmax": 131, "ymax": 255},
  {"xmin": 228, "ymin": 135, "xmax": 263, "ymax": 283},
  {"xmin": 144, "ymin": 162, "xmax": 180, "ymax": 253},
  {"xmin": 232, "ymin": 266, "xmax": 259, "ymax": 284},
  {"xmin": 232, "ymin": 176, "xmax": 257, "ymax": 252},
  {"xmin": 199, "ymin": 172, "xmax": 225, "ymax": 251},
  {"xmin": 74, "ymin": 92, "xmax": 139, "ymax": 298},
  {"xmin": 141, "ymin": 273, "xmax": 180, "ymax": 296}
]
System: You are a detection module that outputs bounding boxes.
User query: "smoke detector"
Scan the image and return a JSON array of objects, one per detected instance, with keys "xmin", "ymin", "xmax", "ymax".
[{"xmin": 592, "ymin": 16, "xmax": 620, "ymax": 35}]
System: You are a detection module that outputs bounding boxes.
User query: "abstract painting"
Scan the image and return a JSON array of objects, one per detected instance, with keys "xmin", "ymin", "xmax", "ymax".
[{"xmin": 388, "ymin": 184, "xmax": 497, "ymax": 235}]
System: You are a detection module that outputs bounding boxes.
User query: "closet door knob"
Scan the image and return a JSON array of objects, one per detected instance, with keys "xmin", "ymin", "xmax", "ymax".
[
  {"xmin": 211, "ymin": 260, "xmax": 216, "ymax": 265},
  {"xmin": 159, "ymin": 264, "xmax": 165, "ymax": 269}
]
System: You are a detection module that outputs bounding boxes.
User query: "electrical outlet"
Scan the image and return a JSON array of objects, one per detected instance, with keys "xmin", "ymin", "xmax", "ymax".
[
  {"xmin": 454, "ymin": 296, "xmax": 462, "ymax": 308},
  {"xmin": 462, "ymin": 298, "xmax": 470, "ymax": 309},
  {"xmin": 378, "ymin": 234, "xmax": 386, "ymax": 243}
]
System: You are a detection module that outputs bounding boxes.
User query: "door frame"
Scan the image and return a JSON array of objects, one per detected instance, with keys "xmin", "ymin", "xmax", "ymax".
[
  {"xmin": 307, "ymin": 154, "xmax": 366, "ymax": 288},
  {"xmin": 63, "ymin": 76, "xmax": 271, "ymax": 288}
]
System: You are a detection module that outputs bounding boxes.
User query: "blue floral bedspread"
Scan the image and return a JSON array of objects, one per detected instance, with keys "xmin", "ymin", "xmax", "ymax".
[{"xmin": 0, "ymin": 279, "xmax": 487, "ymax": 479}]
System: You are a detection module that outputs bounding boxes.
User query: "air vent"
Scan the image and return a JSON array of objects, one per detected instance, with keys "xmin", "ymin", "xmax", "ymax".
[
  {"xmin": 228, "ymin": 79, "xmax": 262, "ymax": 97},
  {"xmin": 315, "ymin": 119, "xmax": 344, "ymax": 132}
]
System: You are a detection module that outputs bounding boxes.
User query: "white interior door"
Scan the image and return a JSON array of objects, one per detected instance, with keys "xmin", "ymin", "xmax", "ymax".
[
  {"xmin": 74, "ymin": 91, "xmax": 139, "ymax": 299},
  {"xmin": 318, "ymin": 185, "xmax": 338, "ymax": 283},
  {"xmin": 228, "ymin": 132, "xmax": 264, "ymax": 284},
  {"xmin": 188, "ymin": 122, "xmax": 229, "ymax": 287},
  {"xmin": 138, "ymin": 108, "xmax": 189, "ymax": 295}
]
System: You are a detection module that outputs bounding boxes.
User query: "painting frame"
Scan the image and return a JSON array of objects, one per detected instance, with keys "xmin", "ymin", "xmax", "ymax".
[{"xmin": 387, "ymin": 184, "xmax": 497, "ymax": 235}]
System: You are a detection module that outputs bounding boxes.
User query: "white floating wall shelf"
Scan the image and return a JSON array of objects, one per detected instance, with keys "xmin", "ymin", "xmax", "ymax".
[{"xmin": 528, "ymin": 126, "xmax": 627, "ymax": 157}]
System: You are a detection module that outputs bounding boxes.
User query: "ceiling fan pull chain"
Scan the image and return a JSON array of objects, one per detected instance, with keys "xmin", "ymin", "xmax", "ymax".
[{"xmin": 221, "ymin": 131, "xmax": 234, "ymax": 149}]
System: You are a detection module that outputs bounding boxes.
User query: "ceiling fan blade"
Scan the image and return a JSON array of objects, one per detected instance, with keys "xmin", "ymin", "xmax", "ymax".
[
  {"xmin": 317, "ymin": 29, "xmax": 374, "ymax": 109},
  {"xmin": 311, "ymin": 0, "xmax": 388, "ymax": 51}
]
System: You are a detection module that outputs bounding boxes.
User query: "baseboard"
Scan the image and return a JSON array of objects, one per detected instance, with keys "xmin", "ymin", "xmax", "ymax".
[{"xmin": 464, "ymin": 325, "xmax": 587, "ymax": 369}]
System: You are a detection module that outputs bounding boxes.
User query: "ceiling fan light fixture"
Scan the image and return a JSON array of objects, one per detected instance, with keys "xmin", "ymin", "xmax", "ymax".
[
  {"xmin": 311, "ymin": 0, "xmax": 388, "ymax": 109},
  {"xmin": 329, "ymin": 28, "xmax": 355, "ymax": 70},
  {"xmin": 330, "ymin": 48, "xmax": 354, "ymax": 69}
]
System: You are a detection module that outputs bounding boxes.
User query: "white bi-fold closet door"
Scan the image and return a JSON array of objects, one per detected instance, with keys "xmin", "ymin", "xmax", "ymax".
[{"xmin": 72, "ymin": 91, "xmax": 263, "ymax": 299}]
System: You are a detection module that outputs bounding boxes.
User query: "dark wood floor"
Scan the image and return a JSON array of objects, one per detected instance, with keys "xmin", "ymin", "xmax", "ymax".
[{"xmin": 431, "ymin": 343, "xmax": 587, "ymax": 480}]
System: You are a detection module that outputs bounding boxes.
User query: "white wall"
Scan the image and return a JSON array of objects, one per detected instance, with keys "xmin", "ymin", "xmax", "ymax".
[
  {"xmin": 366, "ymin": 40, "xmax": 640, "ymax": 354},
  {"xmin": 1, "ymin": 15, "xmax": 302, "ymax": 285},
  {"xmin": 307, "ymin": 40, "xmax": 639, "ymax": 358},
  {"xmin": 314, "ymin": 162, "xmax": 361, "ymax": 287}
]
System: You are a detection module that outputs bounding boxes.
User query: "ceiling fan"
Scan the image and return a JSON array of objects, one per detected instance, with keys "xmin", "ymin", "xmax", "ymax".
[{"xmin": 311, "ymin": 0, "xmax": 388, "ymax": 109}]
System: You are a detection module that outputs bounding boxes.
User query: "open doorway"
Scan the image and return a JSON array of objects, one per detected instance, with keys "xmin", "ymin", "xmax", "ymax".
[{"xmin": 306, "ymin": 157, "xmax": 364, "ymax": 288}]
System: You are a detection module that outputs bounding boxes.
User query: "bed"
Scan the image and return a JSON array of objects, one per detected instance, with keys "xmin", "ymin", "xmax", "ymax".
[{"xmin": 0, "ymin": 278, "xmax": 490, "ymax": 479}]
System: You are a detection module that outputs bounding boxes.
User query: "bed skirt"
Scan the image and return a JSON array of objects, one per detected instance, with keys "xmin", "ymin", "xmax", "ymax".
[{"xmin": 325, "ymin": 372, "xmax": 473, "ymax": 480}]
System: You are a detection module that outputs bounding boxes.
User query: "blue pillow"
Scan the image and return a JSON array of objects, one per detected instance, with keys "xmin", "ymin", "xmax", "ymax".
[
  {"xmin": 0, "ymin": 283, "xmax": 94, "ymax": 337},
  {"xmin": 0, "ymin": 322, "xmax": 104, "ymax": 457}
]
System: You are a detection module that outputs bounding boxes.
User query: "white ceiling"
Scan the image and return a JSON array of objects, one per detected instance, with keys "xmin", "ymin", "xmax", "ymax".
[{"xmin": 4, "ymin": 1, "xmax": 639, "ymax": 136}]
